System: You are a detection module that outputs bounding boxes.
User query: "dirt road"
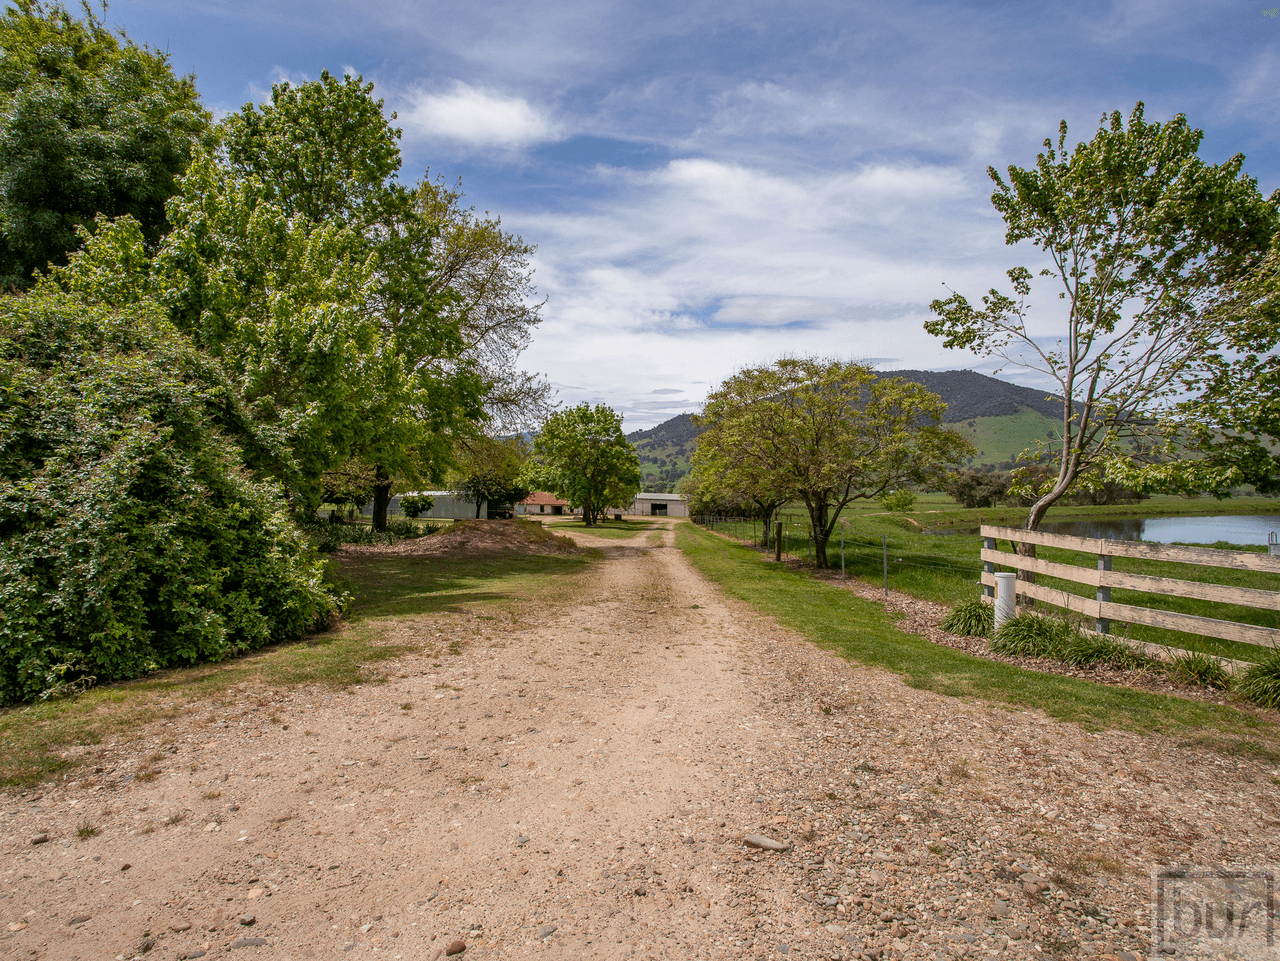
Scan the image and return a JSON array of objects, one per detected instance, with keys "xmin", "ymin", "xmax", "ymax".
[{"xmin": 2, "ymin": 521, "xmax": 1277, "ymax": 961}]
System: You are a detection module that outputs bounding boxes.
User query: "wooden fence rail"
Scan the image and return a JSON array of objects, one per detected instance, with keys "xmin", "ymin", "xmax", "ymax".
[{"xmin": 979, "ymin": 525, "xmax": 1280, "ymax": 649}]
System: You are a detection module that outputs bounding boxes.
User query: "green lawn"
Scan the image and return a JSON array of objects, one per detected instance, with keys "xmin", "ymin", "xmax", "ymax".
[{"xmin": 676, "ymin": 522, "xmax": 1279, "ymax": 751}]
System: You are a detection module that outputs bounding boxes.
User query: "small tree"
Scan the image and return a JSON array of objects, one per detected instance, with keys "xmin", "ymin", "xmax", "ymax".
[
  {"xmin": 945, "ymin": 468, "xmax": 1009, "ymax": 509},
  {"xmin": 399, "ymin": 494, "xmax": 433, "ymax": 519},
  {"xmin": 527, "ymin": 404, "xmax": 641, "ymax": 526},
  {"xmin": 926, "ymin": 103, "xmax": 1278, "ymax": 531},
  {"xmin": 698, "ymin": 358, "xmax": 971, "ymax": 568},
  {"xmin": 451, "ymin": 436, "xmax": 532, "ymax": 518}
]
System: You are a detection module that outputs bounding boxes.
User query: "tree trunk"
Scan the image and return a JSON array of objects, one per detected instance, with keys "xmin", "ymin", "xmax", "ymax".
[
  {"xmin": 475, "ymin": 498, "xmax": 483, "ymax": 519},
  {"xmin": 371, "ymin": 465, "xmax": 393, "ymax": 532},
  {"xmin": 813, "ymin": 529, "xmax": 830, "ymax": 568},
  {"xmin": 584, "ymin": 497, "xmax": 595, "ymax": 526},
  {"xmin": 806, "ymin": 501, "xmax": 831, "ymax": 568},
  {"xmin": 760, "ymin": 504, "xmax": 775, "ymax": 548}
]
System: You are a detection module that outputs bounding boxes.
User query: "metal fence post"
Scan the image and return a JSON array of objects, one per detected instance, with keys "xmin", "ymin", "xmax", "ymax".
[
  {"xmin": 982, "ymin": 534, "xmax": 996, "ymax": 599},
  {"xmin": 774, "ymin": 522, "xmax": 783, "ymax": 562}
]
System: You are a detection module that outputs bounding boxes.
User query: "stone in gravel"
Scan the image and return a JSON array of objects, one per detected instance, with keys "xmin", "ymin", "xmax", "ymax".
[
  {"xmin": 238, "ymin": 913, "xmax": 256, "ymax": 926},
  {"xmin": 7, "ymin": 922, "xmax": 27, "ymax": 932},
  {"xmin": 138, "ymin": 936, "xmax": 155, "ymax": 953},
  {"xmin": 68, "ymin": 914, "xmax": 92, "ymax": 925},
  {"xmin": 537, "ymin": 924, "xmax": 557, "ymax": 939},
  {"xmin": 170, "ymin": 921, "xmax": 192, "ymax": 932},
  {"xmin": 516, "ymin": 835, "xmax": 529, "ymax": 846},
  {"xmin": 444, "ymin": 940, "xmax": 466, "ymax": 956},
  {"xmin": 230, "ymin": 937, "xmax": 267, "ymax": 949},
  {"xmin": 30, "ymin": 833, "xmax": 48, "ymax": 845},
  {"xmin": 743, "ymin": 834, "xmax": 792, "ymax": 852},
  {"xmin": 185, "ymin": 953, "xmax": 207, "ymax": 960}
]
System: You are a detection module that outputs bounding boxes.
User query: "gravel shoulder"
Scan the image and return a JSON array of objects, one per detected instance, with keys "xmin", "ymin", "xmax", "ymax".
[{"xmin": 3, "ymin": 520, "xmax": 1278, "ymax": 961}]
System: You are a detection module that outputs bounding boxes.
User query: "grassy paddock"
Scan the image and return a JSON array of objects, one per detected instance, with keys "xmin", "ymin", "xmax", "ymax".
[
  {"xmin": 676, "ymin": 522, "xmax": 1279, "ymax": 748},
  {"xmin": 0, "ymin": 549, "xmax": 591, "ymax": 791},
  {"xmin": 705, "ymin": 498, "xmax": 1280, "ymax": 663}
]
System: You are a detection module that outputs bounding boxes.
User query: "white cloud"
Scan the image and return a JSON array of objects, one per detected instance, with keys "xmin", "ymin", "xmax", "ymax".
[{"xmin": 398, "ymin": 81, "xmax": 561, "ymax": 147}]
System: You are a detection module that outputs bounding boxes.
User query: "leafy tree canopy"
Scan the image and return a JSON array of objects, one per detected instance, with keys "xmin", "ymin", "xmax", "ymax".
[
  {"xmin": 527, "ymin": 404, "xmax": 641, "ymax": 526},
  {"xmin": 0, "ymin": 0, "xmax": 213, "ymax": 288},
  {"xmin": 697, "ymin": 358, "xmax": 972, "ymax": 568}
]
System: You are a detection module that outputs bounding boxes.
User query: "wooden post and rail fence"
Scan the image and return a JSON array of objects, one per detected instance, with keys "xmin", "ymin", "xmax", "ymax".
[{"xmin": 980, "ymin": 525, "xmax": 1280, "ymax": 651}]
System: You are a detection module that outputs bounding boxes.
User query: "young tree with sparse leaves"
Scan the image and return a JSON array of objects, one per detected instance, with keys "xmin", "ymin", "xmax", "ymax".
[{"xmin": 926, "ymin": 103, "xmax": 1279, "ymax": 532}]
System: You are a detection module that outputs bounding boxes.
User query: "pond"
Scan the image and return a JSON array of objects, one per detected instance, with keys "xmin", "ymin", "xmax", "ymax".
[{"xmin": 1037, "ymin": 514, "xmax": 1280, "ymax": 547}]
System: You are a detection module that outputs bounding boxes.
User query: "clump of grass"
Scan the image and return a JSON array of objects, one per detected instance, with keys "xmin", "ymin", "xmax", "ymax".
[
  {"xmin": 201, "ymin": 790, "xmax": 221, "ymax": 800},
  {"xmin": 940, "ymin": 598, "xmax": 993, "ymax": 637},
  {"xmin": 76, "ymin": 821, "xmax": 99, "ymax": 839},
  {"xmin": 135, "ymin": 768, "xmax": 159, "ymax": 783},
  {"xmin": 1237, "ymin": 651, "xmax": 1280, "ymax": 710},
  {"xmin": 1062, "ymin": 633, "xmax": 1158, "ymax": 671},
  {"xmin": 1168, "ymin": 650, "xmax": 1234, "ymax": 691},
  {"xmin": 990, "ymin": 611, "xmax": 1073, "ymax": 658},
  {"xmin": 165, "ymin": 812, "xmax": 186, "ymax": 826},
  {"xmin": 991, "ymin": 612, "xmax": 1156, "ymax": 671}
]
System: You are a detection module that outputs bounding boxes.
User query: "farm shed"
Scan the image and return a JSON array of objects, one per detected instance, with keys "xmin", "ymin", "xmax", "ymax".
[{"xmin": 627, "ymin": 492, "xmax": 688, "ymax": 517}]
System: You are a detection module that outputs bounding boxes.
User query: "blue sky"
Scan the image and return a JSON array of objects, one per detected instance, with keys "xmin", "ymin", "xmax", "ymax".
[{"xmin": 112, "ymin": 0, "xmax": 1280, "ymax": 429}]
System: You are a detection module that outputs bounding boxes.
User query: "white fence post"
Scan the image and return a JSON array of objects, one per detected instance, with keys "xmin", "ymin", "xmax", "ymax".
[{"xmin": 994, "ymin": 572, "xmax": 1017, "ymax": 630}]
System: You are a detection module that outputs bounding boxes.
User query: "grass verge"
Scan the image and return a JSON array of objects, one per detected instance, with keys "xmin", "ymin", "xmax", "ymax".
[
  {"xmin": 677, "ymin": 522, "xmax": 1279, "ymax": 748},
  {"xmin": 550, "ymin": 518, "xmax": 660, "ymax": 540},
  {"xmin": 0, "ymin": 549, "xmax": 591, "ymax": 791}
]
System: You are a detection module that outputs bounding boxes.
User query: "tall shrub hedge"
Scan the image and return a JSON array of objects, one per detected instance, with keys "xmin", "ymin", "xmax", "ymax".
[{"xmin": 0, "ymin": 288, "xmax": 338, "ymax": 703}]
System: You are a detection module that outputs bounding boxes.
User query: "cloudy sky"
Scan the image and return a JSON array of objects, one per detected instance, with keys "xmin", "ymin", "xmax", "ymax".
[{"xmin": 113, "ymin": 0, "xmax": 1280, "ymax": 430}]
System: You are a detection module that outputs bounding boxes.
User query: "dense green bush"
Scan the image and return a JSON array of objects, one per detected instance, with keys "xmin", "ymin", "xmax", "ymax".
[
  {"xmin": 879, "ymin": 489, "xmax": 915, "ymax": 513},
  {"xmin": 939, "ymin": 597, "xmax": 993, "ymax": 637},
  {"xmin": 0, "ymin": 288, "xmax": 339, "ymax": 703}
]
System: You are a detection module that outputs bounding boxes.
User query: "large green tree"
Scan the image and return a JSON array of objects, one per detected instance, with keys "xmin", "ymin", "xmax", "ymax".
[
  {"xmin": 926, "ymin": 103, "xmax": 1279, "ymax": 531},
  {"xmin": 691, "ymin": 373, "xmax": 791, "ymax": 547},
  {"xmin": 527, "ymin": 404, "xmax": 641, "ymax": 526},
  {"xmin": 159, "ymin": 72, "xmax": 484, "ymax": 526},
  {"xmin": 0, "ymin": 0, "xmax": 212, "ymax": 288},
  {"xmin": 699, "ymin": 359, "xmax": 971, "ymax": 568}
]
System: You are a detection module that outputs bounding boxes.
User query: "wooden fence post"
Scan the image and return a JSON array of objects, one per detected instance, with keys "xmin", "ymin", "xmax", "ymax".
[
  {"xmin": 983, "ymin": 535, "xmax": 996, "ymax": 599},
  {"xmin": 1096, "ymin": 553, "xmax": 1112, "ymax": 634},
  {"xmin": 775, "ymin": 522, "xmax": 783, "ymax": 562}
]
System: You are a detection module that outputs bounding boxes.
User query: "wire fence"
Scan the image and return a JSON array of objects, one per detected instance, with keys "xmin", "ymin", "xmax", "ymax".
[{"xmin": 693, "ymin": 514, "xmax": 985, "ymax": 591}]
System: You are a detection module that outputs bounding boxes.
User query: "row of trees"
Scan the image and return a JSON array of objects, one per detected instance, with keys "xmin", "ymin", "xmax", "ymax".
[{"xmin": 0, "ymin": 3, "xmax": 553, "ymax": 700}]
